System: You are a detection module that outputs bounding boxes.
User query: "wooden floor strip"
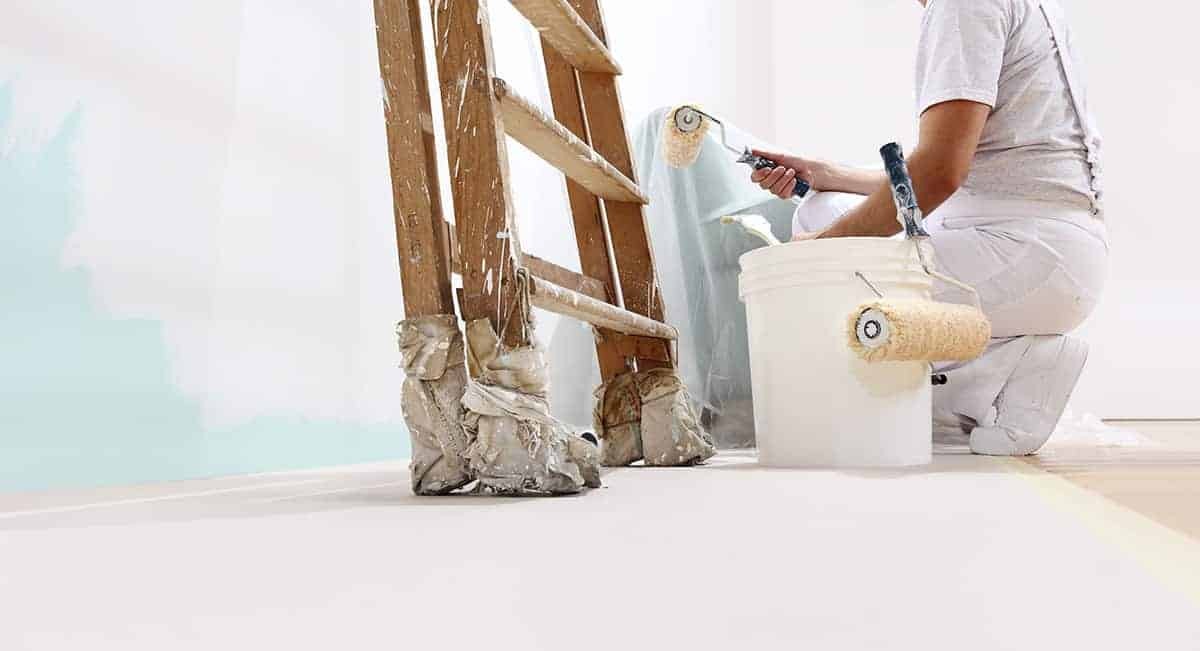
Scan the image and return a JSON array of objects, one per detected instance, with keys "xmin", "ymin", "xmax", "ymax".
[{"xmin": 1007, "ymin": 455, "xmax": 1200, "ymax": 607}]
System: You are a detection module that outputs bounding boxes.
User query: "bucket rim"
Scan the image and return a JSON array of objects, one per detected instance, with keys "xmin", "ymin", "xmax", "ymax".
[
  {"xmin": 739, "ymin": 237, "xmax": 918, "ymax": 270},
  {"xmin": 739, "ymin": 275, "xmax": 931, "ymax": 301}
]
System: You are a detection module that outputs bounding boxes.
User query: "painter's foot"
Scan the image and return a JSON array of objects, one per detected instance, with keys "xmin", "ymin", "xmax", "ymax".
[
  {"xmin": 969, "ymin": 336, "xmax": 1089, "ymax": 457},
  {"xmin": 969, "ymin": 425, "xmax": 1046, "ymax": 456}
]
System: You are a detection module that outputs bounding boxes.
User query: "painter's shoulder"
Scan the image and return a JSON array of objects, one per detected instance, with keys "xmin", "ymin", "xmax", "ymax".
[
  {"xmin": 1007, "ymin": 0, "xmax": 1048, "ymax": 27},
  {"xmin": 985, "ymin": 0, "xmax": 1019, "ymax": 15},
  {"xmin": 928, "ymin": 0, "xmax": 1012, "ymax": 18},
  {"xmin": 1009, "ymin": 0, "xmax": 1043, "ymax": 15}
]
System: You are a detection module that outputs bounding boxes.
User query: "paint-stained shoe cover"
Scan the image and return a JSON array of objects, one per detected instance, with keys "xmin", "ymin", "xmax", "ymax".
[{"xmin": 462, "ymin": 319, "xmax": 600, "ymax": 495}]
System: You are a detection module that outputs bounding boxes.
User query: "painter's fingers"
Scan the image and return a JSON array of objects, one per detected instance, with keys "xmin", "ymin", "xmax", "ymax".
[
  {"xmin": 758, "ymin": 166, "xmax": 788, "ymax": 191},
  {"xmin": 755, "ymin": 165, "xmax": 785, "ymax": 186},
  {"xmin": 751, "ymin": 167, "xmax": 772, "ymax": 184},
  {"xmin": 771, "ymin": 168, "xmax": 797, "ymax": 197}
]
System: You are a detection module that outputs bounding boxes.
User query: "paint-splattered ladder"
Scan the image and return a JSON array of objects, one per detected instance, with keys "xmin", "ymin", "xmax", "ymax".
[{"xmin": 375, "ymin": 0, "xmax": 677, "ymax": 382}]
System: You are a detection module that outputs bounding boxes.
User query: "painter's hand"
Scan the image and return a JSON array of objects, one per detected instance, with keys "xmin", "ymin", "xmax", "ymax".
[{"xmin": 749, "ymin": 149, "xmax": 820, "ymax": 199}]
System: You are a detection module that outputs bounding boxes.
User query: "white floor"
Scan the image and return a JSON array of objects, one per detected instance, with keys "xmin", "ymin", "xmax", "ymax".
[{"xmin": 2, "ymin": 450, "xmax": 1199, "ymax": 650}]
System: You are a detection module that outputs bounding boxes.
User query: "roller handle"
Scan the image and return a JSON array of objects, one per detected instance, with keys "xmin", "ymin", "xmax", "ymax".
[
  {"xmin": 880, "ymin": 142, "xmax": 929, "ymax": 239},
  {"xmin": 740, "ymin": 152, "xmax": 812, "ymax": 198}
]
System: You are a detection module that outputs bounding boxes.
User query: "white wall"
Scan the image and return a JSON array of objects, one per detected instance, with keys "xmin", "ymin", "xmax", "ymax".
[
  {"xmin": 603, "ymin": 2, "xmax": 776, "ymax": 134},
  {"xmin": 1060, "ymin": 1, "xmax": 1200, "ymax": 418},
  {"xmin": 14, "ymin": 1, "xmax": 402, "ymax": 426},
  {"xmin": 770, "ymin": 1, "xmax": 921, "ymax": 163},
  {"xmin": 767, "ymin": 0, "xmax": 1200, "ymax": 418},
  {"xmin": 1, "ymin": 0, "xmax": 418, "ymax": 489}
]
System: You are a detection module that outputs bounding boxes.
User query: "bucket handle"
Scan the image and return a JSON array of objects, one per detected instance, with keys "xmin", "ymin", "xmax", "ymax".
[
  {"xmin": 854, "ymin": 271, "xmax": 884, "ymax": 298},
  {"xmin": 852, "ymin": 243, "xmax": 980, "ymax": 310},
  {"xmin": 912, "ymin": 240, "xmax": 983, "ymax": 311}
]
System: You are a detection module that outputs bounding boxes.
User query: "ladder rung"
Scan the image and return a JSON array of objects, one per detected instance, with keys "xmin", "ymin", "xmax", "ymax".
[
  {"xmin": 596, "ymin": 329, "xmax": 674, "ymax": 363},
  {"xmin": 528, "ymin": 276, "xmax": 677, "ymax": 340},
  {"xmin": 508, "ymin": 0, "xmax": 621, "ymax": 74},
  {"xmin": 494, "ymin": 78, "xmax": 647, "ymax": 204},
  {"xmin": 523, "ymin": 254, "xmax": 607, "ymax": 301}
]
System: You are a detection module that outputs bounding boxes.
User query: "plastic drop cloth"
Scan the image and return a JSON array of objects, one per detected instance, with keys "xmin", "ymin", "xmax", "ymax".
[
  {"xmin": 627, "ymin": 107, "xmax": 797, "ymax": 448},
  {"xmin": 935, "ymin": 408, "xmax": 1155, "ymax": 451},
  {"xmin": 1043, "ymin": 410, "xmax": 1155, "ymax": 449}
]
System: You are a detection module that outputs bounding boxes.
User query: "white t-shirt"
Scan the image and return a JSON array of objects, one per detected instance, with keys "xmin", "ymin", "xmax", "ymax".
[{"xmin": 915, "ymin": 0, "xmax": 1102, "ymax": 215}]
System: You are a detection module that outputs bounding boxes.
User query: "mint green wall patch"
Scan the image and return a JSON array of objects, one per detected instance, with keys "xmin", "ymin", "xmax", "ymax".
[{"xmin": 0, "ymin": 86, "xmax": 409, "ymax": 493}]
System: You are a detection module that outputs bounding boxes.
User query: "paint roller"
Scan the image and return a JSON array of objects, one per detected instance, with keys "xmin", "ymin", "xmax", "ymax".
[
  {"xmin": 847, "ymin": 144, "xmax": 991, "ymax": 364},
  {"xmin": 662, "ymin": 105, "xmax": 812, "ymax": 201}
]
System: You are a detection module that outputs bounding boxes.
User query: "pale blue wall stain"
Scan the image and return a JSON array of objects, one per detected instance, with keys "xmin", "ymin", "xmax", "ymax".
[{"xmin": 0, "ymin": 85, "xmax": 409, "ymax": 493}]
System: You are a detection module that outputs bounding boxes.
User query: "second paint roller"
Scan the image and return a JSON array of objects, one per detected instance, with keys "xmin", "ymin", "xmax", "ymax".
[{"xmin": 847, "ymin": 143, "xmax": 991, "ymax": 363}]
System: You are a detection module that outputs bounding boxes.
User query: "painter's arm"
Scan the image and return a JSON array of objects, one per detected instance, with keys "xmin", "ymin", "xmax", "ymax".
[
  {"xmin": 813, "ymin": 163, "xmax": 887, "ymax": 196},
  {"xmin": 749, "ymin": 151, "xmax": 885, "ymax": 197},
  {"xmin": 815, "ymin": 100, "xmax": 990, "ymax": 238}
]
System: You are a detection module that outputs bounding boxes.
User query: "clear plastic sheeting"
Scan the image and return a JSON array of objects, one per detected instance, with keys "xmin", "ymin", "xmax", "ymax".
[
  {"xmin": 1043, "ymin": 410, "xmax": 1155, "ymax": 449},
  {"xmin": 594, "ymin": 368, "xmax": 716, "ymax": 467},
  {"xmin": 936, "ymin": 409, "xmax": 1153, "ymax": 452},
  {"xmin": 628, "ymin": 107, "xmax": 797, "ymax": 448},
  {"xmin": 462, "ymin": 319, "xmax": 601, "ymax": 495},
  {"xmin": 397, "ymin": 315, "xmax": 473, "ymax": 495}
]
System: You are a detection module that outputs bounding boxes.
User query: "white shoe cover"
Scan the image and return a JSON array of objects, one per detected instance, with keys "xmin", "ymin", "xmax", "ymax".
[{"xmin": 970, "ymin": 335, "xmax": 1089, "ymax": 456}]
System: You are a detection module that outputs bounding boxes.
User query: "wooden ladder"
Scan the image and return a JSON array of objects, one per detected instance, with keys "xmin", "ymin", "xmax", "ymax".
[{"xmin": 375, "ymin": 0, "xmax": 675, "ymax": 383}]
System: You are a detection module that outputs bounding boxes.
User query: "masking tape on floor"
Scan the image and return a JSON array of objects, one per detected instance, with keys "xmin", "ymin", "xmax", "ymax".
[{"xmin": 1003, "ymin": 457, "xmax": 1200, "ymax": 607}]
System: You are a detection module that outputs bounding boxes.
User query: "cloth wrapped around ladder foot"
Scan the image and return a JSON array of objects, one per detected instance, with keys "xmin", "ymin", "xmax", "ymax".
[
  {"xmin": 594, "ymin": 368, "xmax": 717, "ymax": 467},
  {"xmin": 397, "ymin": 316, "xmax": 600, "ymax": 496},
  {"xmin": 847, "ymin": 299, "xmax": 991, "ymax": 363},
  {"xmin": 398, "ymin": 315, "xmax": 474, "ymax": 496},
  {"xmin": 462, "ymin": 319, "xmax": 601, "ymax": 495},
  {"xmin": 593, "ymin": 371, "xmax": 643, "ymax": 467}
]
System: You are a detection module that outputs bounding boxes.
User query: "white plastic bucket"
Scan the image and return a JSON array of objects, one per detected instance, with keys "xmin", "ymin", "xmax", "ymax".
[{"xmin": 739, "ymin": 238, "xmax": 933, "ymax": 467}]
